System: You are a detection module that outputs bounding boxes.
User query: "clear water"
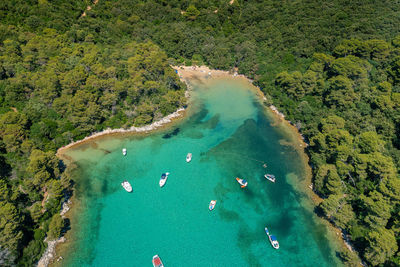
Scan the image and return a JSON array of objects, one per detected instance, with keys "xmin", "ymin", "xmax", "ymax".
[{"xmin": 61, "ymin": 78, "xmax": 341, "ymax": 267}]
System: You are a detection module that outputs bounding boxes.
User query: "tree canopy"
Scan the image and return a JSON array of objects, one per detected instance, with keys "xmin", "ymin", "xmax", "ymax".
[
  {"xmin": 1, "ymin": 0, "xmax": 400, "ymax": 265},
  {"xmin": 274, "ymin": 38, "xmax": 400, "ymax": 266}
]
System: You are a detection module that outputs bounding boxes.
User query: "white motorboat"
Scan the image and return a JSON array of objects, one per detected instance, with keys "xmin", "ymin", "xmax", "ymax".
[
  {"xmin": 122, "ymin": 148, "xmax": 127, "ymax": 156},
  {"xmin": 264, "ymin": 174, "xmax": 276, "ymax": 183},
  {"xmin": 265, "ymin": 227, "xmax": 279, "ymax": 249},
  {"xmin": 121, "ymin": 180, "xmax": 132, "ymax": 192},
  {"xmin": 209, "ymin": 200, "xmax": 217, "ymax": 211},
  {"xmin": 186, "ymin": 153, "xmax": 192, "ymax": 163},
  {"xmin": 159, "ymin": 172, "xmax": 170, "ymax": 187}
]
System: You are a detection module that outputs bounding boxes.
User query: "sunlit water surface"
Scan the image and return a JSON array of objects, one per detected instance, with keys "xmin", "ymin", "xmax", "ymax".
[{"xmin": 61, "ymin": 77, "xmax": 341, "ymax": 267}]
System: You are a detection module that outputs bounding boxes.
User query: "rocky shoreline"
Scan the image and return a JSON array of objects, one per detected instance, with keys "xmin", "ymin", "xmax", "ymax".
[
  {"xmin": 57, "ymin": 108, "xmax": 185, "ymax": 156},
  {"xmin": 37, "ymin": 200, "xmax": 71, "ymax": 267},
  {"xmin": 46, "ymin": 65, "xmax": 358, "ymax": 266}
]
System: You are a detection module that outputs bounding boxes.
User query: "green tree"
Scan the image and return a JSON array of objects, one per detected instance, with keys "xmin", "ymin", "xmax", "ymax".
[
  {"xmin": 0, "ymin": 112, "xmax": 28, "ymax": 152},
  {"xmin": 360, "ymin": 191, "xmax": 392, "ymax": 228},
  {"xmin": 29, "ymin": 202, "xmax": 43, "ymax": 223},
  {"xmin": 356, "ymin": 132, "xmax": 384, "ymax": 154},
  {"xmin": 364, "ymin": 228, "xmax": 397, "ymax": 266},
  {"xmin": 334, "ymin": 203, "xmax": 355, "ymax": 229},
  {"xmin": 314, "ymin": 164, "xmax": 342, "ymax": 195},
  {"xmin": 330, "ymin": 55, "xmax": 370, "ymax": 80},
  {"xmin": 47, "ymin": 214, "xmax": 64, "ymax": 240},
  {"xmin": 19, "ymin": 240, "xmax": 46, "ymax": 266},
  {"xmin": 275, "ymin": 71, "xmax": 305, "ymax": 99},
  {"xmin": 0, "ymin": 179, "xmax": 10, "ymax": 201},
  {"xmin": 338, "ymin": 248, "xmax": 360, "ymax": 267},
  {"xmin": 0, "ymin": 201, "xmax": 23, "ymax": 252},
  {"xmin": 319, "ymin": 194, "xmax": 341, "ymax": 219},
  {"xmin": 184, "ymin": 5, "xmax": 200, "ymax": 20},
  {"xmin": 26, "ymin": 149, "xmax": 59, "ymax": 189}
]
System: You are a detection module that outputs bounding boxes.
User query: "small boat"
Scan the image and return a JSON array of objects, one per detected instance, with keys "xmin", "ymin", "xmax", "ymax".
[
  {"xmin": 152, "ymin": 255, "xmax": 164, "ymax": 267},
  {"xmin": 209, "ymin": 200, "xmax": 217, "ymax": 211},
  {"xmin": 263, "ymin": 163, "xmax": 267, "ymax": 168},
  {"xmin": 186, "ymin": 153, "xmax": 192, "ymax": 163},
  {"xmin": 236, "ymin": 177, "xmax": 248, "ymax": 188},
  {"xmin": 122, "ymin": 148, "xmax": 127, "ymax": 156},
  {"xmin": 264, "ymin": 174, "xmax": 276, "ymax": 183},
  {"xmin": 265, "ymin": 227, "xmax": 279, "ymax": 249},
  {"xmin": 121, "ymin": 180, "xmax": 132, "ymax": 192},
  {"xmin": 159, "ymin": 172, "xmax": 170, "ymax": 187}
]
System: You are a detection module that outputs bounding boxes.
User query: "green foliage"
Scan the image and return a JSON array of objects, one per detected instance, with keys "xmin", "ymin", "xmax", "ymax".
[
  {"xmin": 0, "ymin": 12, "xmax": 186, "ymax": 266},
  {"xmin": 274, "ymin": 38, "xmax": 400, "ymax": 266},
  {"xmin": 338, "ymin": 249, "xmax": 360, "ymax": 267},
  {"xmin": 0, "ymin": 0, "xmax": 400, "ymax": 265},
  {"xmin": 47, "ymin": 214, "xmax": 64, "ymax": 240},
  {"xmin": 364, "ymin": 228, "xmax": 398, "ymax": 266},
  {"xmin": 184, "ymin": 5, "xmax": 200, "ymax": 20},
  {"xmin": 19, "ymin": 239, "xmax": 46, "ymax": 266},
  {"xmin": 0, "ymin": 201, "xmax": 23, "ymax": 252}
]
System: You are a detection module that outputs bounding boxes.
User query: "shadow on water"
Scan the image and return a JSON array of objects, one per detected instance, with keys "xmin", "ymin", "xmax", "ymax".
[
  {"xmin": 180, "ymin": 104, "xmax": 222, "ymax": 140},
  {"xmin": 190, "ymin": 103, "xmax": 208, "ymax": 123},
  {"xmin": 202, "ymin": 106, "xmax": 340, "ymax": 266},
  {"xmin": 217, "ymin": 205, "xmax": 240, "ymax": 222},
  {"xmin": 65, "ymin": 80, "xmax": 341, "ymax": 266},
  {"xmin": 213, "ymin": 181, "xmax": 231, "ymax": 198},
  {"xmin": 162, "ymin": 127, "xmax": 180, "ymax": 139},
  {"xmin": 67, "ymin": 160, "xmax": 120, "ymax": 266},
  {"xmin": 237, "ymin": 224, "xmax": 263, "ymax": 267},
  {"xmin": 63, "ymin": 218, "xmax": 71, "ymax": 233},
  {"xmin": 200, "ymin": 114, "xmax": 220, "ymax": 129},
  {"xmin": 100, "ymin": 148, "xmax": 111, "ymax": 154},
  {"xmin": 82, "ymin": 201, "xmax": 105, "ymax": 266}
]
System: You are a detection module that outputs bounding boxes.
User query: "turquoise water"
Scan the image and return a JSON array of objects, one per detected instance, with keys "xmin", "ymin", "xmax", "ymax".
[{"xmin": 62, "ymin": 78, "xmax": 341, "ymax": 266}]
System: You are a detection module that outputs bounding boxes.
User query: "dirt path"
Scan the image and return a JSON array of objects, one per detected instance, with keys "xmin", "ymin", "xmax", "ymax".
[{"xmin": 41, "ymin": 191, "xmax": 48, "ymax": 213}]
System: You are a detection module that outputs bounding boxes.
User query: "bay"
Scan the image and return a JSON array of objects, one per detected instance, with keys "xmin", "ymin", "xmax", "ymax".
[{"xmin": 60, "ymin": 76, "xmax": 341, "ymax": 267}]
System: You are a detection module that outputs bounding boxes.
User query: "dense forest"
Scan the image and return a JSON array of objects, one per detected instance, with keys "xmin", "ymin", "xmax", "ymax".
[
  {"xmin": 274, "ymin": 39, "xmax": 400, "ymax": 266},
  {"xmin": 1, "ymin": 0, "xmax": 400, "ymax": 266}
]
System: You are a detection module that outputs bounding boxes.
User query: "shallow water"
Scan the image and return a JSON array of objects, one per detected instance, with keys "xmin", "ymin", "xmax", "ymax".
[{"xmin": 61, "ymin": 77, "xmax": 341, "ymax": 266}]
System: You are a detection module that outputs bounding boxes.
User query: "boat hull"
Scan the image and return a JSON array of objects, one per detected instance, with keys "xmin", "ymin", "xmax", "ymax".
[
  {"xmin": 264, "ymin": 174, "xmax": 276, "ymax": 183},
  {"xmin": 159, "ymin": 179, "xmax": 166, "ymax": 187},
  {"xmin": 159, "ymin": 173, "xmax": 169, "ymax": 187},
  {"xmin": 236, "ymin": 177, "xmax": 247, "ymax": 188},
  {"xmin": 209, "ymin": 200, "xmax": 217, "ymax": 210},
  {"xmin": 152, "ymin": 255, "xmax": 164, "ymax": 267},
  {"xmin": 265, "ymin": 227, "xmax": 279, "ymax": 249},
  {"xmin": 121, "ymin": 181, "xmax": 132, "ymax": 192},
  {"xmin": 269, "ymin": 237, "xmax": 280, "ymax": 249}
]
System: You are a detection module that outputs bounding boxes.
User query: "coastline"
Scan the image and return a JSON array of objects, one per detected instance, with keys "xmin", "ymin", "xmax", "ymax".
[
  {"xmin": 48, "ymin": 65, "xmax": 353, "ymax": 266},
  {"xmin": 56, "ymin": 65, "xmax": 253, "ymax": 159},
  {"xmin": 37, "ymin": 200, "xmax": 71, "ymax": 267},
  {"xmin": 175, "ymin": 65, "xmax": 355, "ymax": 262},
  {"xmin": 56, "ymin": 107, "xmax": 186, "ymax": 158}
]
